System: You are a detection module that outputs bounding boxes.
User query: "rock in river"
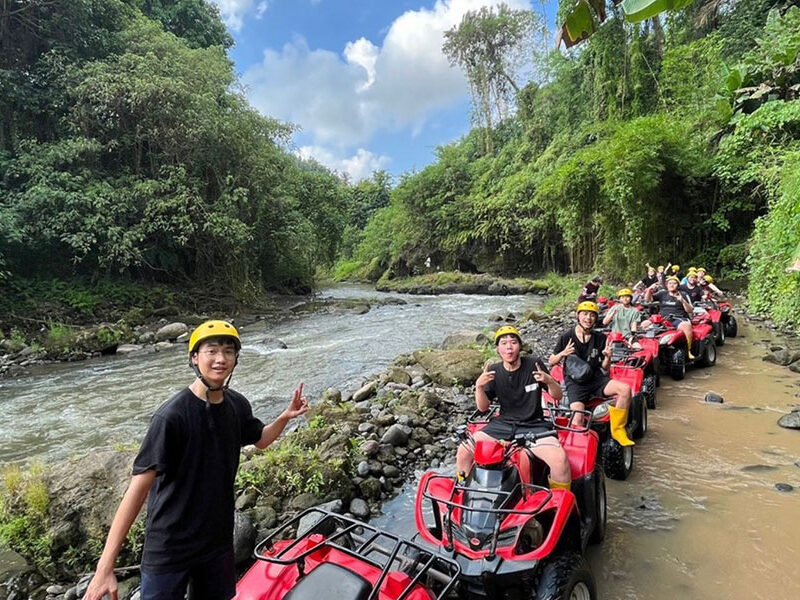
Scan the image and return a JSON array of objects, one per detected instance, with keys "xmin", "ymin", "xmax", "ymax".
[
  {"xmin": 778, "ymin": 411, "xmax": 800, "ymax": 430},
  {"xmin": 155, "ymin": 322, "xmax": 188, "ymax": 342}
]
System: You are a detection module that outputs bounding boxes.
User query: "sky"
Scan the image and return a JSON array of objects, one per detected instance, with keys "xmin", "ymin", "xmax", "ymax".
[{"xmin": 210, "ymin": 0, "xmax": 557, "ymax": 182}]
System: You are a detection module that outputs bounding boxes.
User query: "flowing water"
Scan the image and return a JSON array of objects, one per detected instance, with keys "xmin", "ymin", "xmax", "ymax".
[
  {"xmin": 0, "ymin": 285, "xmax": 535, "ymax": 464},
  {"xmin": 2, "ymin": 286, "xmax": 799, "ymax": 599}
]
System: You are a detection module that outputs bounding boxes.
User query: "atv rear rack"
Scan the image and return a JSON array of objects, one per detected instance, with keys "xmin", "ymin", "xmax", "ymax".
[{"xmin": 254, "ymin": 508, "xmax": 460, "ymax": 600}]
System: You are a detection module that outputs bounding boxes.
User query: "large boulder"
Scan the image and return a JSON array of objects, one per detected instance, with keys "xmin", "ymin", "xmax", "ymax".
[
  {"xmin": 155, "ymin": 322, "xmax": 188, "ymax": 342},
  {"xmin": 441, "ymin": 330, "xmax": 488, "ymax": 350},
  {"xmin": 352, "ymin": 381, "xmax": 378, "ymax": 403},
  {"xmin": 414, "ymin": 348, "xmax": 484, "ymax": 386},
  {"xmin": 385, "ymin": 367, "xmax": 412, "ymax": 386},
  {"xmin": 233, "ymin": 511, "xmax": 256, "ymax": 565}
]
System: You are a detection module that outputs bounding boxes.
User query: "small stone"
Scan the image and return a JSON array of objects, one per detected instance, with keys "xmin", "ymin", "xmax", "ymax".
[
  {"xmin": 359, "ymin": 477, "xmax": 382, "ymax": 500},
  {"xmin": 289, "ymin": 492, "xmax": 321, "ymax": 510},
  {"xmin": 774, "ymin": 483, "xmax": 794, "ymax": 492},
  {"xmin": 357, "ymin": 461, "xmax": 370, "ymax": 476},
  {"xmin": 704, "ymin": 393, "xmax": 724, "ymax": 404},
  {"xmin": 383, "ymin": 465, "xmax": 401, "ymax": 478},
  {"xmin": 358, "ymin": 422, "xmax": 375, "ymax": 434},
  {"xmin": 64, "ymin": 587, "xmax": 78, "ymax": 600},
  {"xmin": 778, "ymin": 412, "xmax": 800, "ymax": 429},
  {"xmin": 115, "ymin": 344, "xmax": 142, "ymax": 355},
  {"xmin": 322, "ymin": 388, "xmax": 342, "ymax": 403},
  {"xmin": 47, "ymin": 586, "xmax": 67, "ymax": 595},
  {"xmin": 368, "ymin": 459, "xmax": 383, "ymax": 476},
  {"xmin": 360, "ymin": 440, "xmax": 380, "ymax": 456},
  {"xmin": 176, "ymin": 332, "xmax": 190, "ymax": 343},
  {"xmin": 381, "ymin": 424, "xmax": 412, "ymax": 446},
  {"xmin": 353, "ymin": 381, "xmax": 378, "ymax": 403},
  {"xmin": 138, "ymin": 331, "xmax": 155, "ymax": 344},
  {"xmin": 349, "ymin": 498, "xmax": 370, "ymax": 520},
  {"xmin": 235, "ymin": 489, "xmax": 259, "ymax": 510},
  {"xmin": 155, "ymin": 322, "xmax": 188, "ymax": 342}
]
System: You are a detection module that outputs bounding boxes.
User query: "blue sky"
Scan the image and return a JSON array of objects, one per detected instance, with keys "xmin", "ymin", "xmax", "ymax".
[{"xmin": 211, "ymin": 1, "xmax": 557, "ymax": 181}]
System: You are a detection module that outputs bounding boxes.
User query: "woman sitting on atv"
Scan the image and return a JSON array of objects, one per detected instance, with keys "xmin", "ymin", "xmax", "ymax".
[
  {"xmin": 644, "ymin": 276, "xmax": 695, "ymax": 359},
  {"xmin": 549, "ymin": 302, "xmax": 635, "ymax": 447},
  {"xmin": 455, "ymin": 326, "xmax": 573, "ymax": 490},
  {"xmin": 602, "ymin": 288, "xmax": 643, "ymax": 338},
  {"xmin": 680, "ymin": 271, "xmax": 705, "ymax": 304}
]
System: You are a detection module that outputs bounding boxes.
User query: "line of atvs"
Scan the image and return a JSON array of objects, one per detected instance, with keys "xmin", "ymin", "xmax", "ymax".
[{"xmin": 233, "ymin": 299, "xmax": 738, "ymax": 600}]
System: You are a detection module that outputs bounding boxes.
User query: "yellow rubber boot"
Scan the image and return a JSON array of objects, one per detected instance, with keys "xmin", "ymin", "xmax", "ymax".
[
  {"xmin": 548, "ymin": 477, "xmax": 571, "ymax": 491},
  {"xmin": 608, "ymin": 405, "xmax": 635, "ymax": 447}
]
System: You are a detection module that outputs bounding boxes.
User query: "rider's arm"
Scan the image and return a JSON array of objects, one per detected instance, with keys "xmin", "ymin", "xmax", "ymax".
[
  {"xmin": 602, "ymin": 305, "xmax": 617, "ymax": 326},
  {"xmin": 84, "ymin": 471, "xmax": 156, "ymax": 600},
  {"xmin": 475, "ymin": 385, "xmax": 491, "ymax": 412},
  {"xmin": 679, "ymin": 293, "xmax": 693, "ymax": 314},
  {"xmin": 644, "ymin": 286, "xmax": 654, "ymax": 302}
]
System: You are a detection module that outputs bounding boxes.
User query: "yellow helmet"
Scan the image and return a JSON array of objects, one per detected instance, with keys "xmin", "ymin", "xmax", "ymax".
[
  {"xmin": 657, "ymin": 265, "xmax": 664, "ymax": 270},
  {"xmin": 188, "ymin": 320, "xmax": 241, "ymax": 356},
  {"xmin": 704, "ymin": 275, "xmax": 714, "ymax": 283},
  {"xmin": 576, "ymin": 301, "xmax": 599, "ymax": 314},
  {"xmin": 671, "ymin": 265, "xmax": 680, "ymax": 272},
  {"xmin": 617, "ymin": 288, "xmax": 634, "ymax": 298},
  {"xmin": 666, "ymin": 276, "xmax": 680, "ymax": 283},
  {"xmin": 697, "ymin": 266, "xmax": 706, "ymax": 273},
  {"xmin": 494, "ymin": 325, "xmax": 521, "ymax": 344}
]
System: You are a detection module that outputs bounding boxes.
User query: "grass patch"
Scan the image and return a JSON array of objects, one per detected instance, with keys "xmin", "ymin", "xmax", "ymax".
[{"xmin": 0, "ymin": 463, "xmax": 52, "ymax": 574}]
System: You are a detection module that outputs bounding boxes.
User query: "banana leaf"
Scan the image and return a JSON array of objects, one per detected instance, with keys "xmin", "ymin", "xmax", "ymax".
[
  {"xmin": 561, "ymin": 0, "xmax": 596, "ymax": 47},
  {"xmin": 622, "ymin": 0, "xmax": 693, "ymax": 24}
]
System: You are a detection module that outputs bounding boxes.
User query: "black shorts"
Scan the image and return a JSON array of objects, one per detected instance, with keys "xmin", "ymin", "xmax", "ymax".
[
  {"xmin": 479, "ymin": 419, "xmax": 551, "ymax": 441},
  {"xmin": 140, "ymin": 549, "xmax": 235, "ymax": 600},
  {"xmin": 565, "ymin": 375, "xmax": 610, "ymax": 406}
]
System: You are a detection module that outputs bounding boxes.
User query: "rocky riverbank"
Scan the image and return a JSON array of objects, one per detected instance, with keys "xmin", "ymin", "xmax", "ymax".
[
  {"xmin": 0, "ymin": 304, "xmax": 570, "ymax": 600},
  {"xmin": 375, "ymin": 272, "xmax": 552, "ymax": 295}
]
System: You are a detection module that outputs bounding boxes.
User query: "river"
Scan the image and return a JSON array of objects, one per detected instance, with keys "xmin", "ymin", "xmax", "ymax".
[{"xmin": 2, "ymin": 285, "xmax": 799, "ymax": 599}]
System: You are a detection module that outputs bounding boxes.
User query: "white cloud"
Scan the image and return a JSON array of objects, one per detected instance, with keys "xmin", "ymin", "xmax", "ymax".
[
  {"xmin": 211, "ymin": 0, "xmax": 260, "ymax": 31},
  {"xmin": 256, "ymin": 1, "xmax": 268, "ymax": 19},
  {"xmin": 243, "ymin": 1, "xmax": 531, "ymax": 173},
  {"xmin": 297, "ymin": 146, "xmax": 390, "ymax": 182}
]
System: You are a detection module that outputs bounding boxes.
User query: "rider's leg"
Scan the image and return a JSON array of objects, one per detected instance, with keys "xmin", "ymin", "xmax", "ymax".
[
  {"xmin": 456, "ymin": 431, "xmax": 493, "ymax": 479},
  {"xmin": 569, "ymin": 401, "xmax": 586, "ymax": 426},
  {"xmin": 531, "ymin": 442, "xmax": 572, "ymax": 488},
  {"xmin": 678, "ymin": 320, "xmax": 693, "ymax": 358},
  {"xmin": 603, "ymin": 379, "xmax": 635, "ymax": 446}
]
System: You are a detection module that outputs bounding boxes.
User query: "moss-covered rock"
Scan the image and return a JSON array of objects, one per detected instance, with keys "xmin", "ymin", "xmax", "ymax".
[{"xmin": 413, "ymin": 348, "xmax": 484, "ymax": 385}]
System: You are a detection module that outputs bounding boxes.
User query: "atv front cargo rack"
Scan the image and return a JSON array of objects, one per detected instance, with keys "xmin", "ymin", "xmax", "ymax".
[{"xmin": 253, "ymin": 508, "xmax": 460, "ymax": 600}]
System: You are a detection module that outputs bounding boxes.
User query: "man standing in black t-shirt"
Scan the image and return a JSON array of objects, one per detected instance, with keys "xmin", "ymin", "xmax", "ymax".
[
  {"xmin": 85, "ymin": 320, "xmax": 309, "ymax": 600},
  {"xmin": 455, "ymin": 326, "xmax": 572, "ymax": 490},
  {"xmin": 549, "ymin": 302, "xmax": 635, "ymax": 447}
]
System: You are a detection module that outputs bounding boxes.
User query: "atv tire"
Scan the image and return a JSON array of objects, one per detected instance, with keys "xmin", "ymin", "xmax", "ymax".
[
  {"xmin": 715, "ymin": 321, "xmax": 725, "ymax": 346},
  {"xmin": 700, "ymin": 339, "xmax": 717, "ymax": 367},
  {"xmin": 643, "ymin": 374, "xmax": 657, "ymax": 409},
  {"xmin": 632, "ymin": 394, "xmax": 647, "ymax": 439},
  {"xmin": 600, "ymin": 437, "xmax": 633, "ymax": 481},
  {"xmin": 588, "ymin": 467, "xmax": 607, "ymax": 545},
  {"xmin": 534, "ymin": 552, "xmax": 597, "ymax": 600},
  {"xmin": 725, "ymin": 316, "xmax": 738, "ymax": 338},
  {"xmin": 670, "ymin": 350, "xmax": 686, "ymax": 381}
]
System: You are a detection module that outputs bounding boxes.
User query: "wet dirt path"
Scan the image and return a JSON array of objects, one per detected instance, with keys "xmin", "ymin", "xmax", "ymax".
[{"xmin": 589, "ymin": 319, "xmax": 800, "ymax": 600}]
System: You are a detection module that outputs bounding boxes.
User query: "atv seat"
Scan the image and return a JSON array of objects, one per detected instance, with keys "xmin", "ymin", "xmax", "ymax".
[{"xmin": 284, "ymin": 562, "xmax": 371, "ymax": 600}]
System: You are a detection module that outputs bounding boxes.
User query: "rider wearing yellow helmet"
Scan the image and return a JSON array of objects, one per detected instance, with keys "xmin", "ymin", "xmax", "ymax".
[
  {"xmin": 84, "ymin": 321, "xmax": 310, "ymax": 600},
  {"xmin": 457, "ymin": 324, "xmax": 572, "ymax": 490},
  {"xmin": 549, "ymin": 302, "xmax": 635, "ymax": 447},
  {"xmin": 602, "ymin": 288, "xmax": 642, "ymax": 337}
]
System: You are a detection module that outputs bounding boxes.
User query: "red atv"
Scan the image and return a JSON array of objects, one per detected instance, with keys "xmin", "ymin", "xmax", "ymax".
[
  {"xmin": 693, "ymin": 299, "xmax": 726, "ymax": 346},
  {"xmin": 645, "ymin": 313, "xmax": 716, "ymax": 381},
  {"xmin": 606, "ymin": 330, "xmax": 659, "ymax": 411},
  {"xmin": 547, "ymin": 363, "xmax": 641, "ymax": 481},
  {"xmin": 235, "ymin": 508, "xmax": 460, "ymax": 600},
  {"xmin": 415, "ymin": 410, "xmax": 602, "ymax": 599}
]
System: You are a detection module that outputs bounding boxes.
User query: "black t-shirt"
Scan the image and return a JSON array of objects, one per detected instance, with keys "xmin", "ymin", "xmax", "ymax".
[
  {"xmin": 553, "ymin": 328, "xmax": 606, "ymax": 375},
  {"xmin": 653, "ymin": 289, "xmax": 689, "ymax": 319},
  {"xmin": 639, "ymin": 274, "xmax": 658, "ymax": 288},
  {"xmin": 578, "ymin": 281, "xmax": 599, "ymax": 301},
  {"xmin": 483, "ymin": 355, "xmax": 548, "ymax": 424},
  {"xmin": 680, "ymin": 284, "xmax": 704, "ymax": 304},
  {"xmin": 133, "ymin": 388, "xmax": 265, "ymax": 572}
]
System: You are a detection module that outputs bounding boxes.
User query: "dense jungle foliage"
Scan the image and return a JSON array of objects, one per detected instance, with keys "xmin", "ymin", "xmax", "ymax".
[
  {"xmin": 339, "ymin": 0, "xmax": 800, "ymax": 327},
  {"xmin": 0, "ymin": 0, "xmax": 389, "ymax": 317}
]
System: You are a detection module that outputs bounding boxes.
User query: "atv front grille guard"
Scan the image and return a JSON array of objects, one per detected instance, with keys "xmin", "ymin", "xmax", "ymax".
[
  {"xmin": 610, "ymin": 344, "xmax": 647, "ymax": 369},
  {"xmin": 421, "ymin": 475, "xmax": 553, "ymax": 559},
  {"xmin": 253, "ymin": 508, "xmax": 460, "ymax": 600}
]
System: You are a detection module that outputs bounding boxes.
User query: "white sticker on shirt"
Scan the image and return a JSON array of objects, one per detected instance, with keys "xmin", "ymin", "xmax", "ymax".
[{"xmin": 525, "ymin": 383, "xmax": 539, "ymax": 392}]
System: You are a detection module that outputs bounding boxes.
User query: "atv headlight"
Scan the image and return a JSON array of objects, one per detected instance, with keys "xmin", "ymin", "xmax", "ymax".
[
  {"xmin": 659, "ymin": 335, "xmax": 674, "ymax": 346},
  {"xmin": 593, "ymin": 402, "xmax": 610, "ymax": 419},
  {"xmin": 515, "ymin": 519, "xmax": 544, "ymax": 554}
]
